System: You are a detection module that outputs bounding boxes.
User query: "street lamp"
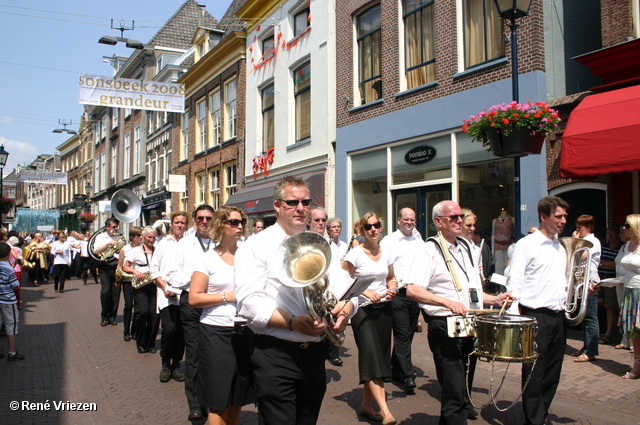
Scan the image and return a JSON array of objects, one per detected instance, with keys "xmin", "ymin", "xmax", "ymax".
[
  {"xmin": 493, "ymin": 0, "xmax": 533, "ymax": 241},
  {"xmin": 0, "ymin": 145, "xmax": 10, "ymax": 228},
  {"xmin": 98, "ymin": 20, "xmax": 144, "ymax": 49},
  {"xmin": 83, "ymin": 182, "xmax": 93, "ymax": 234},
  {"xmin": 53, "ymin": 119, "xmax": 77, "ymax": 135}
]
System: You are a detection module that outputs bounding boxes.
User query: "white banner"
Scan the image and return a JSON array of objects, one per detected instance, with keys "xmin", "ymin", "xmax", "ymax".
[
  {"xmin": 20, "ymin": 170, "xmax": 68, "ymax": 185},
  {"xmin": 78, "ymin": 74, "xmax": 185, "ymax": 113}
]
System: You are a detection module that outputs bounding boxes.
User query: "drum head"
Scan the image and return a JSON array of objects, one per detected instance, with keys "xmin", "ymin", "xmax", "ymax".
[{"xmin": 476, "ymin": 314, "xmax": 536, "ymax": 324}]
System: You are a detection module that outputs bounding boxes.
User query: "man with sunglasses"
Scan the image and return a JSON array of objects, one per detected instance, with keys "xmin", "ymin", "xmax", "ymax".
[
  {"xmin": 235, "ymin": 176, "xmax": 357, "ymax": 425},
  {"xmin": 406, "ymin": 201, "xmax": 511, "ymax": 424},
  {"xmin": 93, "ymin": 218, "xmax": 122, "ymax": 327},
  {"xmin": 380, "ymin": 207, "xmax": 423, "ymax": 394},
  {"xmin": 166, "ymin": 204, "xmax": 215, "ymax": 421}
]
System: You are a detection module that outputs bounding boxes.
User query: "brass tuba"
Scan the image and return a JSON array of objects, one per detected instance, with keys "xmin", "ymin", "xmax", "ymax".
[
  {"xmin": 274, "ymin": 232, "xmax": 345, "ymax": 346},
  {"xmin": 131, "ymin": 271, "xmax": 154, "ymax": 289},
  {"xmin": 88, "ymin": 189, "xmax": 142, "ymax": 263},
  {"xmin": 558, "ymin": 237, "xmax": 593, "ymax": 326}
]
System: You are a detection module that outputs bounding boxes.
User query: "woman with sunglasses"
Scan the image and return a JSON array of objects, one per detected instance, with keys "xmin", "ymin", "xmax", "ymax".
[
  {"xmin": 616, "ymin": 215, "xmax": 640, "ymax": 379},
  {"xmin": 189, "ymin": 206, "xmax": 255, "ymax": 425},
  {"xmin": 460, "ymin": 208, "xmax": 486, "ymax": 279},
  {"xmin": 343, "ymin": 212, "xmax": 397, "ymax": 425},
  {"xmin": 123, "ymin": 226, "xmax": 157, "ymax": 354},
  {"xmin": 117, "ymin": 227, "xmax": 142, "ymax": 342}
]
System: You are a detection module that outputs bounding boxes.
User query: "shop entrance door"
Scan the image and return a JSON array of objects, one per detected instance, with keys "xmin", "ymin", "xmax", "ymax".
[{"xmin": 392, "ymin": 184, "xmax": 451, "ymax": 240}]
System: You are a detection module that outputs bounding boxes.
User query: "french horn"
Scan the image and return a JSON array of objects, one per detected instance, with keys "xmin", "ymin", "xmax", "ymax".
[
  {"xmin": 88, "ymin": 189, "xmax": 142, "ymax": 263},
  {"xmin": 274, "ymin": 232, "xmax": 345, "ymax": 346},
  {"xmin": 559, "ymin": 236, "xmax": 593, "ymax": 326}
]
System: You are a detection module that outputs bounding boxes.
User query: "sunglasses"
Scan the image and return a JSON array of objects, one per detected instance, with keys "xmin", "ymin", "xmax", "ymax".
[
  {"xmin": 464, "ymin": 223, "xmax": 475, "ymax": 228},
  {"xmin": 196, "ymin": 216, "xmax": 213, "ymax": 221},
  {"xmin": 437, "ymin": 214, "xmax": 466, "ymax": 222},
  {"xmin": 226, "ymin": 219, "xmax": 245, "ymax": 227},
  {"xmin": 622, "ymin": 223, "xmax": 631, "ymax": 229},
  {"xmin": 313, "ymin": 218, "xmax": 327, "ymax": 222},
  {"xmin": 363, "ymin": 222, "xmax": 382, "ymax": 231},
  {"xmin": 278, "ymin": 199, "xmax": 312, "ymax": 207}
]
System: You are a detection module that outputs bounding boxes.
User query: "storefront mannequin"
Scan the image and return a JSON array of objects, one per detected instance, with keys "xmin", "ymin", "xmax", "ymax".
[{"xmin": 492, "ymin": 208, "xmax": 514, "ymax": 275}]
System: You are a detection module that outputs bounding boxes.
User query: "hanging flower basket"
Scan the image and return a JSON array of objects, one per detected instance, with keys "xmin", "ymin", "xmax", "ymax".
[
  {"xmin": 79, "ymin": 212, "xmax": 97, "ymax": 222},
  {"xmin": 0, "ymin": 197, "xmax": 14, "ymax": 214},
  {"xmin": 463, "ymin": 101, "xmax": 561, "ymax": 158}
]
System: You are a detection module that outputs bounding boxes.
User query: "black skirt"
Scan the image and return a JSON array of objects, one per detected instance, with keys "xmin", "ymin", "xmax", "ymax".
[
  {"xmin": 351, "ymin": 301, "xmax": 393, "ymax": 384},
  {"xmin": 198, "ymin": 323, "xmax": 256, "ymax": 411}
]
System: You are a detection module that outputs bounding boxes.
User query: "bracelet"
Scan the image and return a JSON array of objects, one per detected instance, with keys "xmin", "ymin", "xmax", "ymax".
[
  {"xmin": 221, "ymin": 292, "xmax": 227, "ymax": 304},
  {"xmin": 288, "ymin": 315, "xmax": 296, "ymax": 331}
]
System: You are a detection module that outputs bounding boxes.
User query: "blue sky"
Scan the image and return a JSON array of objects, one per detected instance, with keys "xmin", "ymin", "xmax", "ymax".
[{"xmin": 0, "ymin": 0, "xmax": 233, "ymax": 175}]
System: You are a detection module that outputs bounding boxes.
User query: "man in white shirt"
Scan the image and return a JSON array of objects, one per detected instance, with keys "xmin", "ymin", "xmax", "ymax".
[
  {"xmin": 252, "ymin": 218, "xmax": 265, "ymax": 236},
  {"xmin": 50, "ymin": 232, "xmax": 71, "ymax": 293},
  {"xmin": 406, "ymin": 201, "xmax": 510, "ymax": 424},
  {"xmin": 327, "ymin": 217, "xmax": 348, "ymax": 261},
  {"xmin": 507, "ymin": 196, "xmax": 571, "ymax": 425},
  {"xmin": 380, "ymin": 207, "xmax": 422, "ymax": 394},
  {"xmin": 93, "ymin": 218, "xmax": 122, "ymax": 327},
  {"xmin": 166, "ymin": 205, "xmax": 214, "ymax": 422},
  {"xmin": 235, "ymin": 176, "xmax": 355, "ymax": 425}
]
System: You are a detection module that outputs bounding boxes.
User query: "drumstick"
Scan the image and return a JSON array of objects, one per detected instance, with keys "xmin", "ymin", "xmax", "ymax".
[
  {"xmin": 498, "ymin": 291, "xmax": 512, "ymax": 316},
  {"xmin": 443, "ymin": 308, "xmax": 501, "ymax": 314}
]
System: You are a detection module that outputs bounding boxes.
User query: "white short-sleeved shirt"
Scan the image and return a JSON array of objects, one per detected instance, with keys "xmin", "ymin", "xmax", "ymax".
[
  {"xmin": 194, "ymin": 249, "xmax": 237, "ymax": 327},
  {"xmin": 343, "ymin": 245, "xmax": 393, "ymax": 306}
]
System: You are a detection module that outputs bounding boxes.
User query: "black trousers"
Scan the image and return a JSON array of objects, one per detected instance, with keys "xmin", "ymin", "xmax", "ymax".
[
  {"xmin": 520, "ymin": 306, "xmax": 567, "ymax": 425},
  {"xmin": 180, "ymin": 290, "xmax": 203, "ymax": 410},
  {"xmin": 252, "ymin": 334, "xmax": 326, "ymax": 425},
  {"xmin": 160, "ymin": 304, "xmax": 185, "ymax": 364},
  {"xmin": 121, "ymin": 281, "xmax": 134, "ymax": 336},
  {"xmin": 99, "ymin": 264, "xmax": 120, "ymax": 320},
  {"xmin": 427, "ymin": 316, "xmax": 477, "ymax": 425},
  {"xmin": 133, "ymin": 284, "xmax": 157, "ymax": 351},
  {"xmin": 391, "ymin": 290, "xmax": 420, "ymax": 380},
  {"xmin": 52, "ymin": 264, "xmax": 68, "ymax": 292},
  {"xmin": 72, "ymin": 253, "xmax": 82, "ymax": 277},
  {"xmin": 81, "ymin": 257, "xmax": 98, "ymax": 284}
]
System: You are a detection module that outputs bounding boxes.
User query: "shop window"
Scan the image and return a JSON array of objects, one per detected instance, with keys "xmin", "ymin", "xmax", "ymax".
[
  {"xmin": 391, "ymin": 135, "xmax": 451, "ymax": 185},
  {"xmin": 357, "ymin": 5, "xmax": 382, "ymax": 105},
  {"xmin": 351, "ymin": 149, "xmax": 388, "ymax": 228},
  {"xmin": 403, "ymin": 0, "xmax": 436, "ymax": 89},
  {"xmin": 294, "ymin": 61, "xmax": 311, "ymax": 142},
  {"xmin": 463, "ymin": 0, "xmax": 504, "ymax": 68}
]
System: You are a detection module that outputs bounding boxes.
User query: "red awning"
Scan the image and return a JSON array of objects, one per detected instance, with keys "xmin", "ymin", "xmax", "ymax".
[{"xmin": 560, "ymin": 85, "xmax": 640, "ymax": 178}]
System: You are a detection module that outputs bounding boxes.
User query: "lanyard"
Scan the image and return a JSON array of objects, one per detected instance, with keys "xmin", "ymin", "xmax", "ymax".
[
  {"xmin": 196, "ymin": 235, "xmax": 211, "ymax": 253},
  {"xmin": 141, "ymin": 246, "xmax": 153, "ymax": 267},
  {"xmin": 447, "ymin": 244, "xmax": 469, "ymax": 282}
]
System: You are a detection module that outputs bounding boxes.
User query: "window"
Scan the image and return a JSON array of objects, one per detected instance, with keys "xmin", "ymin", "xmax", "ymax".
[
  {"xmin": 101, "ymin": 152, "xmax": 107, "ymax": 189},
  {"xmin": 224, "ymin": 79, "xmax": 237, "ymax": 140},
  {"xmin": 95, "ymin": 156, "xmax": 100, "ymax": 192},
  {"xmin": 196, "ymin": 172, "xmax": 206, "ymax": 205},
  {"xmin": 224, "ymin": 163, "xmax": 237, "ymax": 202},
  {"xmin": 357, "ymin": 6, "xmax": 382, "ymax": 104},
  {"xmin": 403, "ymin": 0, "xmax": 436, "ymax": 89},
  {"xmin": 210, "ymin": 169, "xmax": 220, "ymax": 210},
  {"xmin": 101, "ymin": 117, "xmax": 107, "ymax": 139},
  {"xmin": 94, "ymin": 123, "xmax": 100, "ymax": 144},
  {"xmin": 262, "ymin": 36, "xmax": 275, "ymax": 61},
  {"xmin": 294, "ymin": 8, "xmax": 310, "ymax": 37},
  {"xmin": 156, "ymin": 54, "xmax": 179, "ymax": 71},
  {"xmin": 149, "ymin": 151, "xmax": 157, "ymax": 190},
  {"xmin": 124, "ymin": 107, "xmax": 132, "ymax": 119},
  {"xmin": 134, "ymin": 125, "xmax": 141, "ymax": 175},
  {"xmin": 181, "ymin": 110, "xmax": 189, "ymax": 160},
  {"xmin": 124, "ymin": 133, "xmax": 131, "ymax": 179},
  {"xmin": 111, "ymin": 143, "xmax": 117, "ymax": 180},
  {"xmin": 209, "ymin": 31, "xmax": 223, "ymax": 51},
  {"xmin": 464, "ymin": 0, "xmax": 504, "ymax": 68},
  {"xmin": 294, "ymin": 62, "xmax": 311, "ymax": 142},
  {"xmin": 112, "ymin": 108, "xmax": 119, "ymax": 129},
  {"xmin": 197, "ymin": 98, "xmax": 207, "ymax": 152},
  {"xmin": 262, "ymin": 83, "xmax": 275, "ymax": 151},
  {"xmin": 210, "ymin": 90, "xmax": 221, "ymax": 147}
]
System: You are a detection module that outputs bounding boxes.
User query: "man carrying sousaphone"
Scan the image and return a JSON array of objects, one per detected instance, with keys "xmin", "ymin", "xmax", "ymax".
[
  {"xmin": 405, "ymin": 200, "xmax": 512, "ymax": 425},
  {"xmin": 235, "ymin": 176, "xmax": 358, "ymax": 425},
  {"xmin": 93, "ymin": 218, "xmax": 122, "ymax": 327}
]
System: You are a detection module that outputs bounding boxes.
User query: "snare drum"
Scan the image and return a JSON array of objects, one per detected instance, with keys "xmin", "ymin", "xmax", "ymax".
[{"xmin": 473, "ymin": 314, "xmax": 538, "ymax": 363}]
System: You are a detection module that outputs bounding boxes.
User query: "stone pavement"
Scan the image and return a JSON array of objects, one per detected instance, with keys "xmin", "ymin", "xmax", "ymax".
[{"xmin": 1, "ymin": 277, "xmax": 639, "ymax": 425}]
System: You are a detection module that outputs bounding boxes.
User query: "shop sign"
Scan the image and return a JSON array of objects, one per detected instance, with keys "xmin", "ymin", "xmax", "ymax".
[{"xmin": 405, "ymin": 146, "xmax": 436, "ymax": 165}]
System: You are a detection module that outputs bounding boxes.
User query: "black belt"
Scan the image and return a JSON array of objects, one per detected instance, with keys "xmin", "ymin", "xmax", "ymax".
[
  {"xmin": 520, "ymin": 305, "xmax": 564, "ymax": 316},
  {"xmin": 257, "ymin": 334, "xmax": 322, "ymax": 350}
]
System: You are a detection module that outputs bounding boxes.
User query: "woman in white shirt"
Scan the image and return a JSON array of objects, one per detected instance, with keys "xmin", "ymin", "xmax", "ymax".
[
  {"xmin": 123, "ymin": 226, "xmax": 157, "ymax": 354},
  {"xmin": 51, "ymin": 232, "xmax": 71, "ymax": 293},
  {"xmin": 617, "ymin": 214, "xmax": 640, "ymax": 379},
  {"xmin": 117, "ymin": 227, "xmax": 142, "ymax": 342},
  {"xmin": 343, "ymin": 212, "xmax": 397, "ymax": 425},
  {"xmin": 189, "ymin": 206, "xmax": 255, "ymax": 425}
]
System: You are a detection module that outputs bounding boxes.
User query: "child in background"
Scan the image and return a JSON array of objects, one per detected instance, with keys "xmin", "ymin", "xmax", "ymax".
[{"xmin": 0, "ymin": 241, "xmax": 25, "ymax": 361}]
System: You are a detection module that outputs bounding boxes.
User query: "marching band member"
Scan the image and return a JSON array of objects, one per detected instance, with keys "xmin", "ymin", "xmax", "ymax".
[
  {"xmin": 406, "ymin": 200, "xmax": 510, "ymax": 425},
  {"xmin": 94, "ymin": 218, "xmax": 122, "ymax": 327},
  {"xmin": 235, "ymin": 176, "xmax": 356, "ymax": 425},
  {"xmin": 117, "ymin": 227, "xmax": 142, "ymax": 342}
]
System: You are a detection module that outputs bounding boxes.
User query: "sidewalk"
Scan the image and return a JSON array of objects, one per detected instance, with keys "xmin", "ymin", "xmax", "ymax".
[{"xmin": 1, "ymin": 278, "xmax": 638, "ymax": 425}]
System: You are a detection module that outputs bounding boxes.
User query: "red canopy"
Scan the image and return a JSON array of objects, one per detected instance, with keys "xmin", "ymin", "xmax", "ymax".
[{"xmin": 560, "ymin": 85, "xmax": 640, "ymax": 178}]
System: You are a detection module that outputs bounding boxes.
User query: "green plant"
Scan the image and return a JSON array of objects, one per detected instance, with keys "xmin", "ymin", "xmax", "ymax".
[
  {"xmin": 79, "ymin": 212, "xmax": 97, "ymax": 222},
  {"xmin": 463, "ymin": 101, "xmax": 561, "ymax": 147},
  {"xmin": 0, "ymin": 197, "xmax": 14, "ymax": 210}
]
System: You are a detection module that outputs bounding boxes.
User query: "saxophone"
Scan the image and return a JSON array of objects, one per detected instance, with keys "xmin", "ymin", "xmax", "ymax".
[
  {"xmin": 88, "ymin": 229, "xmax": 126, "ymax": 263},
  {"xmin": 131, "ymin": 271, "xmax": 154, "ymax": 289}
]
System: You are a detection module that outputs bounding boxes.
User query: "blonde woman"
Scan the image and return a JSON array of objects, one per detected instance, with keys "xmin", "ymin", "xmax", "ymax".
[{"xmin": 343, "ymin": 212, "xmax": 397, "ymax": 425}]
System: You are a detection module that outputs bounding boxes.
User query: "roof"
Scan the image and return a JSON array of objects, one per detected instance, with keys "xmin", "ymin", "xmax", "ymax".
[{"xmin": 148, "ymin": 0, "xmax": 219, "ymax": 50}]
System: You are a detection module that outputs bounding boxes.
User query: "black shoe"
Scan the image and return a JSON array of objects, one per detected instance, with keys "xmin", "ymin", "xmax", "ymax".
[
  {"xmin": 188, "ymin": 407, "xmax": 203, "ymax": 421},
  {"xmin": 100, "ymin": 319, "xmax": 108, "ymax": 327},
  {"xmin": 108, "ymin": 318, "xmax": 117, "ymax": 326},
  {"xmin": 0, "ymin": 350, "xmax": 4, "ymax": 359},
  {"xmin": 137, "ymin": 346, "xmax": 147, "ymax": 354},
  {"xmin": 123, "ymin": 333, "xmax": 131, "ymax": 342},
  {"xmin": 148, "ymin": 346, "xmax": 157, "ymax": 354},
  {"xmin": 171, "ymin": 367, "xmax": 185, "ymax": 382},
  {"xmin": 159, "ymin": 365, "xmax": 171, "ymax": 382},
  {"xmin": 403, "ymin": 377, "xmax": 417, "ymax": 394},
  {"xmin": 7, "ymin": 351, "xmax": 26, "ymax": 361},
  {"xmin": 329, "ymin": 357, "xmax": 343, "ymax": 366},
  {"xmin": 467, "ymin": 408, "xmax": 479, "ymax": 420},
  {"xmin": 59, "ymin": 289, "xmax": 64, "ymax": 293},
  {"xmin": 83, "ymin": 281, "xmax": 88, "ymax": 285},
  {"xmin": 54, "ymin": 288, "xmax": 58, "ymax": 292}
]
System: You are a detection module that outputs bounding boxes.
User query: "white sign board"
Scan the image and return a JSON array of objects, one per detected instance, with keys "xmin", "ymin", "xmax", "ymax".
[
  {"xmin": 78, "ymin": 74, "xmax": 185, "ymax": 113},
  {"xmin": 37, "ymin": 225, "xmax": 55, "ymax": 232},
  {"xmin": 20, "ymin": 170, "xmax": 68, "ymax": 185},
  {"xmin": 99, "ymin": 201, "xmax": 112, "ymax": 212},
  {"xmin": 168, "ymin": 174, "xmax": 187, "ymax": 193}
]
